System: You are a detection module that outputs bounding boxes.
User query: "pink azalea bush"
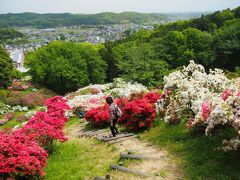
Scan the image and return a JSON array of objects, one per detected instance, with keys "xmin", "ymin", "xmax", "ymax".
[
  {"xmin": 0, "ymin": 131, "xmax": 48, "ymax": 179},
  {"xmin": 0, "ymin": 96, "xmax": 71, "ymax": 178},
  {"xmin": 201, "ymin": 101, "xmax": 211, "ymax": 121},
  {"xmin": 5, "ymin": 112, "xmax": 14, "ymax": 120}
]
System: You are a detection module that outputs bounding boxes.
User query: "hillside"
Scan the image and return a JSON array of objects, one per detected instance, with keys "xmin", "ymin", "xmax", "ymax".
[{"xmin": 0, "ymin": 12, "xmax": 202, "ymax": 28}]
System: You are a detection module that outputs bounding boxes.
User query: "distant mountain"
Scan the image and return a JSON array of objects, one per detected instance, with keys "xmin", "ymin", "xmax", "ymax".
[{"xmin": 0, "ymin": 12, "xmax": 203, "ymax": 28}]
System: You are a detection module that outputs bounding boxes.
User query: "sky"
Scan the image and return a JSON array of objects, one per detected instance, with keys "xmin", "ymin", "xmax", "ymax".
[{"xmin": 0, "ymin": 0, "xmax": 239, "ymax": 14}]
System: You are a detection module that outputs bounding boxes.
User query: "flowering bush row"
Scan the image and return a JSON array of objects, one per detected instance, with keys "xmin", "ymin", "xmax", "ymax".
[
  {"xmin": 84, "ymin": 91, "xmax": 160, "ymax": 130},
  {"xmin": 156, "ymin": 61, "xmax": 240, "ymax": 151},
  {"xmin": 0, "ymin": 96, "xmax": 70, "ymax": 178},
  {"xmin": 66, "ymin": 78, "xmax": 148, "ymax": 113}
]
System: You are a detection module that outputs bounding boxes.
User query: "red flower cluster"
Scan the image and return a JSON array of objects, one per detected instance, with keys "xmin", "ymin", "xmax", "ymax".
[
  {"xmin": 119, "ymin": 98, "xmax": 156, "ymax": 130},
  {"xmin": 142, "ymin": 91, "xmax": 161, "ymax": 104},
  {"xmin": 0, "ymin": 96, "xmax": 70, "ymax": 178},
  {"xmin": 118, "ymin": 91, "xmax": 160, "ymax": 130},
  {"xmin": 85, "ymin": 91, "xmax": 160, "ymax": 130},
  {"xmin": 0, "ymin": 131, "xmax": 48, "ymax": 178},
  {"xmin": 84, "ymin": 104, "xmax": 109, "ymax": 126}
]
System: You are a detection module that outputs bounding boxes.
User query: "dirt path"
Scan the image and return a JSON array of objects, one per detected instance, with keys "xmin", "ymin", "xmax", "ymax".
[{"xmin": 65, "ymin": 122, "xmax": 183, "ymax": 180}]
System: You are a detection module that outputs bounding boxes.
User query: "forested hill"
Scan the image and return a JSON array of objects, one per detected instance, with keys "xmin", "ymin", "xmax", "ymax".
[{"xmin": 0, "ymin": 12, "xmax": 202, "ymax": 28}]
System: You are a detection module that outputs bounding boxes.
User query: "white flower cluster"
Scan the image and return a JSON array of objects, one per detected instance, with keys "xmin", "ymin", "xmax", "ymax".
[
  {"xmin": 21, "ymin": 75, "xmax": 32, "ymax": 81},
  {"xmin": 11, "ymin": 106, "xmax": 29, "ymax": 112},
  {"xmin": 157, "ymin": 60, "xmax": 240, "ymax": 150},
  {"xmin": 0, "ymin": 103, "xmax": 29, "ymax": 115},
  {"xmin": 25, "ymin": 106, "xmax": 46, "ymax": 120},
  {"xmin": 66, "ymin": 78, "xmax": 148, "ymax": 114},
  {"xmin": 67, "ymin": 94, "xmax": 106, "ymax": 112},
  {"xmin": 107, "ymin": 78, "xmax": 148, "ymax": 98},
  {"xmin": 25, "ymin": 110, "xmax": 37, "ymax": 120}
]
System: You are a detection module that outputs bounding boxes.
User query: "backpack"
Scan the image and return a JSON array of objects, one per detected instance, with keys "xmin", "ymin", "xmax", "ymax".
[{"xmin": 114, "ymin": 106, "xmax": 122, "ymax": 119}]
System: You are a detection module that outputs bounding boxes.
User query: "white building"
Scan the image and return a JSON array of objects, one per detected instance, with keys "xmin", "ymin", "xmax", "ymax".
[{"xmin": 9, "ymin": 49, "xmax": 29, "ymax": 72}]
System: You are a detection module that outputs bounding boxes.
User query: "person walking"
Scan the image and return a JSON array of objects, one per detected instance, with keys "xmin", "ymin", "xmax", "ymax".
[{"xmin": 106, "ymin": 96, "xmax": 120, "ymax": 137}]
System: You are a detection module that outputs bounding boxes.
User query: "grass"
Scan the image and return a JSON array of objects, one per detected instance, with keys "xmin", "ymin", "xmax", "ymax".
[
  {"xmin": 65, "ymin": 116, "xmax": 81, "ymax": 128},
  {"xmin": 0, "ymin": 106, "xmax": 43, "ymax": 130},
  {"xmin": 140, "ymin": 119, "xmax": 240, "ymax": 179},
  {"xmin": 45, "ymin": 117, "xmax": 119, "ymax": 179},
  {"xmin": 44, "ymin": 138, "xmax": 119, "ymax": 179}
]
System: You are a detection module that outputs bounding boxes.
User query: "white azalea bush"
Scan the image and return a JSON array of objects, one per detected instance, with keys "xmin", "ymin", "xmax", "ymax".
[
  {"xmin": 0, "ymin": 103, "xmax": 29, "ymax": 115},
  {"xmin": 66, "ymin": 78, "xmax": 148, "ymax": 114},
  {"xmin": 156, "ymin": 60, "xmax": 240, "ymax": 151}
]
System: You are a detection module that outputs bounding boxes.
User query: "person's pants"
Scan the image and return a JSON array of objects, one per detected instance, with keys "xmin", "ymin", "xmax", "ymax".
[{"xmin": 110, "ymin": 118, "xmax": 119, "ymax": 137}]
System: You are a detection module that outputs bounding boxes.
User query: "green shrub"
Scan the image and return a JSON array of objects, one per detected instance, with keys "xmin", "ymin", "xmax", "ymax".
[{"xmin": 0, "ymin": 89, "xmax": 9, "ymax": 102}]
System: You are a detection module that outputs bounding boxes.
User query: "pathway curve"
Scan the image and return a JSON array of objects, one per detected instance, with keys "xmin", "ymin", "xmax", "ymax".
[{"xmin": 65, "ymin": 121, "xmax": 183, "ymax": 180}]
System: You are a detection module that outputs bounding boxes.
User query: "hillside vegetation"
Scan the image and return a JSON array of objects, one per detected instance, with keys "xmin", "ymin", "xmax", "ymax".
[
  {"xmin": 0, "ymin": 29, "xmax": 24, "ymax": 44},
  {"xmin": 0, "ymin": 12, "xmax": 174, "ymax": 28},
  {"xmin": 25, "ymin": 7, "xmax": 240, "ymax": 92}
]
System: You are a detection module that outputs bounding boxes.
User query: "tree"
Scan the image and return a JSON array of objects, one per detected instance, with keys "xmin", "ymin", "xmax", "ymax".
[
  {"xmin": 25, "ymin": 42, "xmax": 107, "ymax": 94},
  {"xmin": 99, "ymin": 41, "xmax": 119, "ymax": 81},
  {"xmin": 77, "ymin": 43, "xmax": 107, "ymax": 84},
  {"xmin": 112, "ymin": 42, "xmax": 169, "ymax": 87},
  {"xmin": 156, "ymin": 31, "xmax": 189, "ymax": 68},
  {"xmin": 212, "ymin": 19, "xmax": 240, "ymax": 70},
  {"xmin": 0, "ymin": 46, "xmax": 14, "ymax": 88},
  {"xmin": 182, "ymin": 27, "xmax": 214, "ymax": 67}
]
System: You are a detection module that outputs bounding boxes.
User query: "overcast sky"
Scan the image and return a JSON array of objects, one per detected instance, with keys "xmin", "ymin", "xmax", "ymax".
[{"xmin": 0, "ymin": 0, "xmax": 239, "ymax": 14}]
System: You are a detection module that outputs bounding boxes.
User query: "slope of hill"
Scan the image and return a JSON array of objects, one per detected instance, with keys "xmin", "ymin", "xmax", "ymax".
[{"xmin": 0, "ymin": 11, "xmax": 202, "ymax": 28}]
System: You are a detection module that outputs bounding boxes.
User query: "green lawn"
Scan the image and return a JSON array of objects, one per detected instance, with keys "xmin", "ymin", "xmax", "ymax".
[
  {"xmin": 45, "ymin": 138, "xmax": 119, "ymax": 179},
  {"xmin": 141, "ymin": 120, "xmax": 240, "ymax": 179},
  {"xmin": 44, "ymin": 117, "xmax": 119, "ymax": 179}
]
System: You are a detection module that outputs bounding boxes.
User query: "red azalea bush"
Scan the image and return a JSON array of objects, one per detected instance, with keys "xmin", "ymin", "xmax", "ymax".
[
  {"xmin": 118, "ymin": 91, "xmax": 160, "ymax": 130},
  {"xmin": 0, "ymin": 96, "xmax": 71, "ymax": 179},
  {"xmin": 118, "ymin": 98, "xmax": 156, "ymax": 130},
  {"xmin": 142, "ymin": 91, "xmax": 161, "ymax": 103},
  {"xmin": 0, "ymin": 131, "xmax": 48, "ymax": 179},
  {"xmin": 18, "ymin": 96, "xmax": 70, "ymax": 151},
  {"xmin": 84, "ymin": 91, "xmax": 160, "ymax": 129},
  {"xmin": 45, "ymin": 96, "xmax": 71, "ymax": 116},
  {"xmin": 116, "ymin": 97, "xmax": 128, "ymax": 108},
  {"xmin": 84, "ymin": 104, "xmax": 109, "ymax": 126},
  {"xmin": 18, "ymin": 112, "xmax": 67, "ymax": 150}
]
